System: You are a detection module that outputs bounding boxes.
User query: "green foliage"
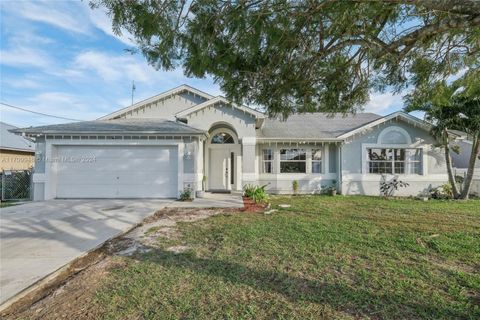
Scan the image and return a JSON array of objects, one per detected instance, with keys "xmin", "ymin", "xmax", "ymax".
[
  {"xmin": 91, "ymin": 0, "xmax": 480, "ymax": 117},
  {"xmin": 243, "ymin": 184, "xmax": 269, "ymax": 204},
  {"xmin": 321, "ymin": 180, "xmax": 337, "ymax": 196},
  {"xmin": 179, "ymin": 188, "xmax": 193, "ymax": 201},
  {"xmin": 380, "ymin": 177, "xmax": 409, "ymax": 198},
  {"xmin": 292, "ymin": 180, "xmax": 299, "ymax": 195},
  {"xmin": 430, "ymin": 184, "xmax": 454, "ymax": 200},
  {"xmin": 405, "ymin": 68, "xmax": 480, "ymax": 199}
]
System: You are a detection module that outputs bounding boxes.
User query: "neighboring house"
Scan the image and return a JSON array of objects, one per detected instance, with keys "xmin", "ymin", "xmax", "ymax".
[
  {"xmin": 1, "ymin": 122, "xmax": 35, "ymax": 171},
  {"xmin": 449, "ymin": 130, "xmax": 480, "ymax": 169},
  {"xmin": 14, "ymin": 85, "xmax": 448, "ymax": 200}
]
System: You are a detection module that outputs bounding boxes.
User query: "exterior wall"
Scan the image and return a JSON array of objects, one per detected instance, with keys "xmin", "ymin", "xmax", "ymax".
[
  {"xmin": 450, "ymin": 140, "xmax": 480, "ymax": 169},
  {"xmin": 341, "ymin": 120, "xmax": 448, "ymax": 196},
  {"xmin": 0, "ymin": 149, "xmax": 34, "ymax": 171},
  {"xmin": 185, "ymin": 103, "xmax": 257, "ymax": 139},
  {"xmin": 187, "ymin": 104, "xmax": 257, "ymax": 191},
  {"xmin": 121, "ymin": 92, "xmax": 206, "ymax": 120},
  {"xmin": 32, "ymin": 135, "xmax": 200, "ymax": 200},
  {"xmin": 256, "ymin": 142, "xmax": 338, "ymax": 194}
]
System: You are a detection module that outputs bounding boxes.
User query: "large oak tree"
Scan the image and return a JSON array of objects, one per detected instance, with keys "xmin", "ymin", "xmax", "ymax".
[{"xmin": 91, "ymin": 0, "xmax": 480, "ymax": 117}]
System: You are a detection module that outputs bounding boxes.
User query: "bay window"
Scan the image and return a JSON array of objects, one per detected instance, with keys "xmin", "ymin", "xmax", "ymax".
[
  {"xmin": 367, "ymin": 148, "xmax": 422, "ymax": 175},
  {"xmin": 280, "ymin": 149, "xmax": 306, "ymax": 173}
]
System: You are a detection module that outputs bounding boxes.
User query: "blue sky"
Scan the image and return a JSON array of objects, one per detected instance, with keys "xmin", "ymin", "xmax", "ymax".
[{"xmin": 0, "ymin": 0, "xmax": 404, "ymax": 128}]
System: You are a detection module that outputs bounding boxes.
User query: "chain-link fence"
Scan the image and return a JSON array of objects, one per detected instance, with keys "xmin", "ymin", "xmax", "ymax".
[{"xmin": 1, "ymin": 169, "xmax": 33, "ymax": 201}]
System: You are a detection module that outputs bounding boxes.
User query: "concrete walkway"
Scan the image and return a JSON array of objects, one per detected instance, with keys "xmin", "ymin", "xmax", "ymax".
[
  {"xmin": 0, "ymin": 193, "xmax": 243, "ymax": 308},
  {"xmin": 0, "ymin": 199, "xmax": 172, "ymax": 307}
]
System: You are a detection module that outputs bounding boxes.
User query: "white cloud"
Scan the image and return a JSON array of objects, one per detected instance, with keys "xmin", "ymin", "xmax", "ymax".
[
  {"xmin": 0, "ymin": 46, "xmax": 53, "ymax": 69},
  {"xmin": 364, "ymin": 92, "xmax": 403, "ymax": 114},
  {"xmin": 3, "ymin": 0, "xmax": 90, "ymax": 35},
  {"xmin": 3, "ymin": 77, "xmax": 44, "ymax": 90},
  {"xmin": 72, "ymin": 50, "xmax": 184, "ymax": 84},
  {"xmin": 86, "ymin": 5, "xmax": 136, "ymax": 47}
]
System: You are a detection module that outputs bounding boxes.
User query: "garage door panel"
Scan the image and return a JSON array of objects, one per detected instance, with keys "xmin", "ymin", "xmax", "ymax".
[
  {"xmin": 56, "ymin": 172, "xmax": 176, "ymax": 185},
  {"xmin": 55, "ymin": 145, "xmax": 178, "ymax": 198},
  {"xmin": 57, "ymin": 160, "xmax": 176, "ymax": 173}
]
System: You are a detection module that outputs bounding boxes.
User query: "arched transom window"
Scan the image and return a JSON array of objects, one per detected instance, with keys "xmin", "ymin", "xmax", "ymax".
[{"xmin": 211, "ymin": 132, "xmax": 235, "ymax": 144}]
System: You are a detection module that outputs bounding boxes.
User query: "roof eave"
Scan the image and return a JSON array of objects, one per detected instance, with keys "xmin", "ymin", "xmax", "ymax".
[
  {"xmin": 176, "ymin": 96, "xmax": 265, "ymax": 119},
  {"xmin": 19, "ymin": 131, "xmax": 207, "ymax": 137},
  {"xmin": 336, "ymin": 111, "xmax": 431, "ymax": 139},
  {"xmin": 0, "ymin": 147, "xmax": 35, "ymax": 153},
  {"xmin": 256, "ymin": 137, "xmax": 343, "ymax": 142}
]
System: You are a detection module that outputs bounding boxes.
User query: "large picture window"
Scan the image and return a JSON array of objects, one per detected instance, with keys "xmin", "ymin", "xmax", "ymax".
[
  {"xmin": 280, "ymin": 149, "xmax": 306, "ymax": 173},
  {"xmin": 367, "ymin": 148, "xmax": 422, "ymax": 175},
  {"xmin": 262, "ymin": 149, "xmax": 273, "ymax": 173}
]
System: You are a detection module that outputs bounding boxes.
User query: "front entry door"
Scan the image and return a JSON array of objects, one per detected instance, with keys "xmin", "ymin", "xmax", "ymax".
[{"xmin": 209, "ymin": 148, "xmax": 231, "ymax": 191}]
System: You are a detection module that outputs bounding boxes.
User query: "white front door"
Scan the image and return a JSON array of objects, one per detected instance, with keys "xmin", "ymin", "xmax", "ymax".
[{"xmin": 209, "ymin": 148, "xmax": 231, "ymax": 191}]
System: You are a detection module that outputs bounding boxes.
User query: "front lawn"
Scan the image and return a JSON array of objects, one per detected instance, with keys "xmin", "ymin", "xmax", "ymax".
[{"xmin": 93, "ymin": 196, "xmax": 479, "ymax": 319}]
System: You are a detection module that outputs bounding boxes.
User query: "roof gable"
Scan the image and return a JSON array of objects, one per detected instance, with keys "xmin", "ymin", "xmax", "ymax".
[
  {"xmin": 175, "ymin": 96, "xmax": 265, "ymax": 119},
  {"xmin": 336, "ymin": 111, "xmax": 431, "ymax": 140},
  {"xmin": 99, "ymin": 84, "xmax": 214, "ymax": 120}
]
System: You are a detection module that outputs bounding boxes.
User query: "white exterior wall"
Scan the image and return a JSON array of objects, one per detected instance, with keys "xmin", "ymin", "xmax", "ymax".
[
  {"xmin": 340, "ymin": 120, "xmax": 448, "ymax": 196},
  {"xmin": 120, "ymin": 92, "xmax": 206, "ymax": 120},
  {"xmin": 256, "ymin": 142, "xmax": 338, "ymax": 194},
  {"xmin": 186, "ymin": 103, "xmax": 258, "ymax": 191},
  {"xmin": 32, "ymin": 136, "xmax": 201, "ymax": 200}
]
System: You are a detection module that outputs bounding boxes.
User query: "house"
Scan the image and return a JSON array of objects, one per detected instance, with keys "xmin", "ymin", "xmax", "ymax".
[
  {"xmin": 1, "ymin": 122, "xmax": 35, "ymax": 171},
  {"xmin": 14, "ymin": 85, "xmax": 448, "ymax": 200},
  {"xmin": 449, "ymin": 130, "xmax": 480, "ymax": 170}
]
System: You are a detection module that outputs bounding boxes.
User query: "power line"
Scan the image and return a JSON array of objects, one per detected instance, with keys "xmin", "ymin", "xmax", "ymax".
[{"xmin": 0, "ymin": 102, "xmax": 86, "ymax": 122}]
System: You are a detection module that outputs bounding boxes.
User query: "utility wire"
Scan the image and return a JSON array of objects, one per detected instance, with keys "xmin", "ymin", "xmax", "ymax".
[{"xmin": 0, "ymin": 102, "xmax": 86, "ymax": 122}]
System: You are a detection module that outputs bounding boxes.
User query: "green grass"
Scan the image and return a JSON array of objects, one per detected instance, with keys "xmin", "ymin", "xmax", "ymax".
[{"xmin": 95, "ymin": 196, "xmax": 480, "ymax": 319}]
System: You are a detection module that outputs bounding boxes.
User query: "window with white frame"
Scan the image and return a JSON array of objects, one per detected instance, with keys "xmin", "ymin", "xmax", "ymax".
[
  {"xmin": 262, "ymin": 149, "xmax": 273, "ymax": 173},
  {"xmin": 280, "ymin": 149, "xmax": 306, "ymax": 173},
  {"xmin": 367, "ymin": 148, "xmax": 422, "ymax": 175},
  {"xmin": 311, "ymin": 149, "xmax": 322, "ymax": 173}
]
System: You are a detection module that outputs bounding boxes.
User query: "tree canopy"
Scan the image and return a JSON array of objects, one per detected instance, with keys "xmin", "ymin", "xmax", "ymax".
[{"xmin": 91, "ymin": 0, "xmax": 480, "ymax": 117}]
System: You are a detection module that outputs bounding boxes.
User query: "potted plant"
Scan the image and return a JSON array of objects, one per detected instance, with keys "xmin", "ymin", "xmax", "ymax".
[
  {"xmin": 196, "ymin": 175, "xmax": 207, "ymax": 198},
  {"xmin": 322, "ymin": 180, "xmax": 337, "ymax": 196}
]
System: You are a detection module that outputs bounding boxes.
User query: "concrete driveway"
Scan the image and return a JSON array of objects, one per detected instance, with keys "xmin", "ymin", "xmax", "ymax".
[{"xmin": 0, "ymin": 199, "xmax": 173, "ymax": 307}]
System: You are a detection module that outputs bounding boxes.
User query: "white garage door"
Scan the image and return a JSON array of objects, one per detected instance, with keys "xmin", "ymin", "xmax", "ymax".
[{"xmin": 55, "ymin": 145, "xmax": 178, "ymax": 198}]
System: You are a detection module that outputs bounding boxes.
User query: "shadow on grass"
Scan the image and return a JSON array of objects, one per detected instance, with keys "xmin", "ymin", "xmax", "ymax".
[{"xmin": 125, "ymin": 247, "xmax": 473, "ymax": 319}]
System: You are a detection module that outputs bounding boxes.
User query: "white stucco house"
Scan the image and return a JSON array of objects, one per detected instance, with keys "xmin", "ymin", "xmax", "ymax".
[{"xmin": 15, "ymin": 85, "xmax": 448, "ymax": 200}]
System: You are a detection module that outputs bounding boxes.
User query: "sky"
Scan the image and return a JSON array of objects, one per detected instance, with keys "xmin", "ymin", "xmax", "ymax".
[{"xmin": 0, "ymin": 0, "xmax": 405, "ymax": 128}]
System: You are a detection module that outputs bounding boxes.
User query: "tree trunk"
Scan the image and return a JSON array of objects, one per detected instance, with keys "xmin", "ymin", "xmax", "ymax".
[
  {"xmin": 443, "ymin": 131, "xmax": 460, "ymax": 198},
  {"xmin": 459, "ymin": 135, "xmax": 480, "ymax": 199}
]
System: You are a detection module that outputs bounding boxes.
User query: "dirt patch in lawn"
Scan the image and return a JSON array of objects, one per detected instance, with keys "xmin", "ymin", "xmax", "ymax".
[{"xmin": 1, "ymin": 207, "xmax": 232, "ymax": 320}]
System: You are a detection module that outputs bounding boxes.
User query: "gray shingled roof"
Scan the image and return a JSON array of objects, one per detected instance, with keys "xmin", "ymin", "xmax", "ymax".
[
  {"xmin": 13, "ymin": 119, "xmax": 206, "ymax": 135},
  {"xmin": 1, "ymin": 122, "xmax": 35, "ymax": 152},
  {"xmin": 257, "ymin": 113, "xmax": 382, "ymax": 139}
]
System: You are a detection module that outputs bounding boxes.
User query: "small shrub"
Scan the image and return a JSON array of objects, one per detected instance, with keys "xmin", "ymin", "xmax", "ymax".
[
  {"xmin": 322, "ymin": 180, "xmax": 337, "ymax": 196},
  {"xmin": 380, "ymin": 177, "xmax": 409, "ymax": 198},
  {"xmin": 179, "ymin": 188, "xmax": 193, "ymax": 201},
  {"xmin": 292, "ymin": 180, "xmax": 299, "ymax": 195},
  {"xmin": 430, "ymin": 183, "xmax": 453, "ymax": 199},
  {"xmin": 243, "ymin": 184, "xmax": 269, "ymax": 204}
]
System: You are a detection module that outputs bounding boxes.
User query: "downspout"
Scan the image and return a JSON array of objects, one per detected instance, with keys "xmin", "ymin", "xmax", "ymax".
[{"xmin": 338, "ymin": 142, "xmax": 343, "ymax": 195}]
